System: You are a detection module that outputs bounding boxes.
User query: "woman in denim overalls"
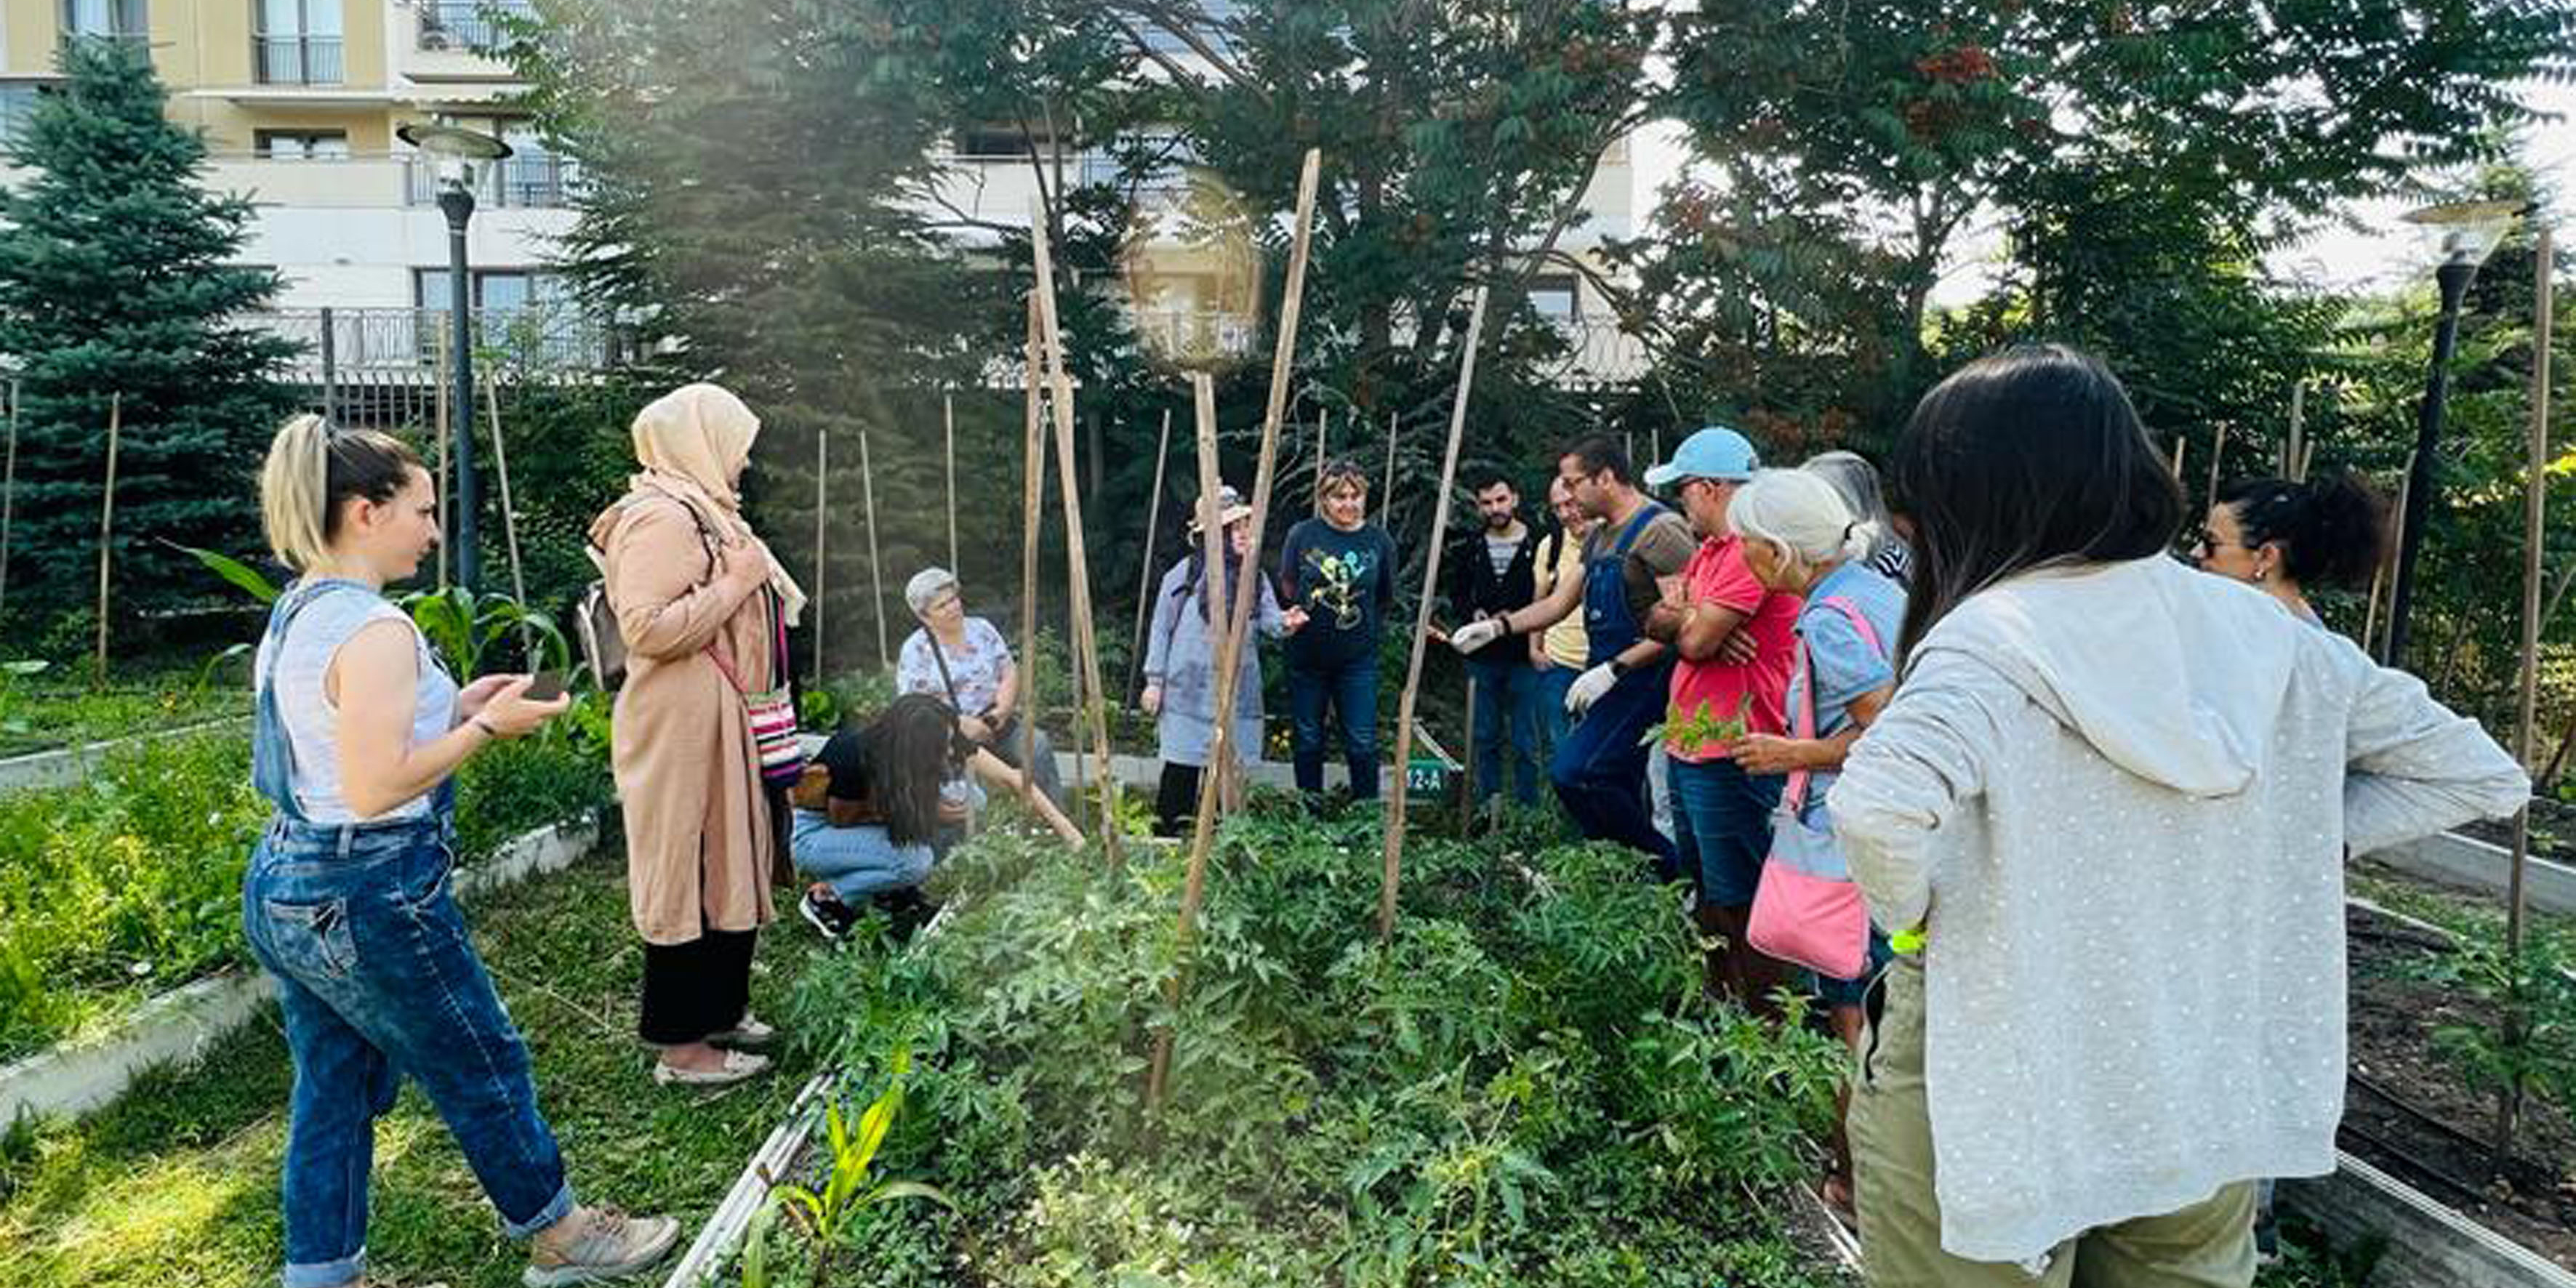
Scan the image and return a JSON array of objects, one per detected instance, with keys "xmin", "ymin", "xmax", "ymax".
[{"xmin": 241, "ymin": 417, "xmax": 678, "ymax": 1288}]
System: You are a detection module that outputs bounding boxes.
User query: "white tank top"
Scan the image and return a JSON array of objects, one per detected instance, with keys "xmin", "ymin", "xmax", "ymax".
[{"xmin": 254, "ymin": 585, "xmax": 458, "ymax": 823}]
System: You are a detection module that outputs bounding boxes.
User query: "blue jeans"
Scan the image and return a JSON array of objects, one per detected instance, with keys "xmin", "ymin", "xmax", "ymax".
[
  {"xmin": 1465, "ymin": 656, "xmax": 1543, "ymax": 807},
  {"xmin": 243, "ymin": 817, "xmax": 574, "ymax": 1288},
  {"xmin": 790, "ymin": 809, "xmax": 934, "ymax": 903},
  {"xmin": 1547, "ymin": 664, "xmax": 1676, "ymax": 871},
  {"xmin": 1289, "ymin": 653, "xmax": 1379, "ymax": 798},
  {"xmin": 1668, "ymin": 755, "xmax": 1781, "ymax": 907},
  {"xmin": 1532, "ymin": 662, "xmax": 1576, "ymax": 768}
]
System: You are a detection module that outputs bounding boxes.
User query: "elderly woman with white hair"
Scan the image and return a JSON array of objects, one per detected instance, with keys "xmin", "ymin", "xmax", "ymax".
[
  {"xmin": 1722, "ymin": 466, "xmax": 1907, "ymax": 1220},
  {"xmin": 593, "ymin": 382, "xmax": 803, "ymax": 1087},
  {"xmin": 895, "ymin": 565, "xmax": 1061, "ymax": 808}
]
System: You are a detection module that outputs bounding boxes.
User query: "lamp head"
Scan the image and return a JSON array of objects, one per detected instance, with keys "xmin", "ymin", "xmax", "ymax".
[
  {"xmin": 2399, "ymin": 198, "xmax": 2525, "ymax": 272},
  {"xmin": 399, "ymin": 121, "xmax": 512, "ymax": 187}
]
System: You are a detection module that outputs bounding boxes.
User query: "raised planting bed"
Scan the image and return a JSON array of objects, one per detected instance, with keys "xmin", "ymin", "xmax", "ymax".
[
  {"xmin": 2327, "ymin": 902, "xmax": 2575, "ymax": 1276},
  {"xmin": 0, "ymin": 728, "xmax": 614, "ymax": 1073},
  {"xmin": 2372, "ymin": 823, "xmax": 2576, "ymax": 917},
  {"xmin": 0, "ymin": 669, "xmax": 252, "ymax": 763},
  {"xmin": 684, "ymin": 805, "xmax": 1862, "ymax": 1288}
]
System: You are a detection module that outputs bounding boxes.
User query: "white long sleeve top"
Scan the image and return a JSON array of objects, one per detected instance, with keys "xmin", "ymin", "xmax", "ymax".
[{"xmin": 1827, "ymin": 555, "xmax": 2527, "ymax": 1264}]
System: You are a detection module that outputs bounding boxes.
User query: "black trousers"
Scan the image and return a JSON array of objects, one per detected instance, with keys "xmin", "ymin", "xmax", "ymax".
[
  {"xmin": 638, "ymin": 926, "xmax": 757, "ymax": 1046},
  {"xmin": 1155, "ymin": 762, "xmax": 1204, "ymax": 838}
]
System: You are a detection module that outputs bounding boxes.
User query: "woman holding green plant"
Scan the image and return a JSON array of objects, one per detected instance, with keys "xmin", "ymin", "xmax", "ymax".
[{"xmin": 244, "ymin": 415, "xmax": 679, "ymax": 1288}]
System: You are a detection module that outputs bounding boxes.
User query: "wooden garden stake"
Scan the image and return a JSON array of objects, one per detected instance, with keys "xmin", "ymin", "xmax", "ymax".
[
  {"xmin": 1460, "ymin": 674, "xmax": 1479, "ymax": 830},
  {"xmin": 1312, "ymin": 405, "xmax": 1328, "ymax": 515},
  {"xmin": 944, "ymin": 392, "xmax": 960, "ymax": 571},
  {"xmin": 1127, "ymin": 408, "xmax": 1174, "ymax": 706},
  {"xmin": 480, "ymin": 377, "xmax": 536, "ymax": 662},
  {"xmin": 1018, "ymin": 300, "xmax": 1046, "ymax": 800},
  {"xmin": 93, "ymin": 393, "xmax": 121, "ymax": 687},
  {"xmin": 1380, "ymin": 285, "xmax": 1490, "ymax": 943},
  {"xmin": 2285, "ymin": 383, "xmax": 2306, "ymax": 480},
  {"xmin": 2169, "ymin": 437, "xmax": 2187, "ymax": 484},
  {"xmin": 1381, "ymin": 414, "xmax": 1397, "ymax": 507},
  {"xmin": 1149, "ymin": 148, "xmax": 1323, "ymax": 1111},
  {"xmin": 2204, "ymin": 422, "xmax": 2227, "ymax": 512},
  {"xmin": 859, "ymin": 422, "xmax": 888, "ymax": 671},
  {"xmin": 0, "ymin": 379, "xmax": 18, "ymax": 624},
  {"xmin": 1028, "ymin": 201, "xmax": 1123, "ymax": 867},
  {"xmin": 2500, "ymin": 225, "xmax": 2553, "ymax": 1156},
  {"xmin": 1187, "ymin": 374, "xmax": 1233, "ymax": 812},
  {"xmin": 813, "ymin": 424, "xmax": 830, "ymax": 683}
]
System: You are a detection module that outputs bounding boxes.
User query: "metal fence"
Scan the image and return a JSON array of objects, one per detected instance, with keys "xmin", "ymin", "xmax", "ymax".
[
  {"xmin": 415, "ymin": 0, "xmax": 535, "ymax": 53},
  {"xmin": 252, "ymin": 306, "xmax": 637, "ymax": 430},
  {"xmin": 252, "ymin": 35, "xmax": 343, "ymax": 84},
  {"xmin": 404, "ymin": 153, "xmax": 577, "ymax": 209}
]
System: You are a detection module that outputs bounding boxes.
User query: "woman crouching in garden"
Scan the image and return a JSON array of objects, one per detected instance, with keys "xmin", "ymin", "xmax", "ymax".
[
  {"xmin": 244, "ymin": 416, "xmax": 678, "ymax": 1288},
  {"xmin": 594, "ymin": 383, "xmax": 801, "ymax": 1087},
  {"xmin": 1829, "ymin": 345, "xmax": 2527, "ymax": 1286}
]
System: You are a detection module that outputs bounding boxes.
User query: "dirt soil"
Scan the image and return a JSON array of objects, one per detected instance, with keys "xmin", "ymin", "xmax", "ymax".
[
  {"xmin": 2342, "ymin": 903, "xmax": 2576, "ymax": 1271},
  {"xmin": 2456, "ymin": 794, "xmax": 2576, "ymax": 864}
]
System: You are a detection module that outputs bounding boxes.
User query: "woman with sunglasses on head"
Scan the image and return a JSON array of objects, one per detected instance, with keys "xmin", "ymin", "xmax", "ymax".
[
  {"xmin": 245, "ymin": 416, "xmax": 678, "ymax": 1288},
  {"xmin": 1828, "ymin": 345, "xmax": 2525, "ymax": 1286}
]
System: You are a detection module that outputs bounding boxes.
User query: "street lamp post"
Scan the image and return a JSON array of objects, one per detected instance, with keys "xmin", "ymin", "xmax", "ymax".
[
  {"xmin": 398, "ymin": 121, "xmax": 513, "ymax": 592},
  {"xmin": 2384, "ymin": 198, "xmax": 2522, "ymax": 667}
]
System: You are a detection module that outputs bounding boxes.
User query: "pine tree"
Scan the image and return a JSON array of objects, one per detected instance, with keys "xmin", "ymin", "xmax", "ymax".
[{"xmin": 0, "ymin": 36, "xmax": 299, "ymax": 643}]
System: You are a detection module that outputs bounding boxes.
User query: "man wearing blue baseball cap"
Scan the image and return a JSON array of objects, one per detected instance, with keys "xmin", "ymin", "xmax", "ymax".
[
  {"xmin": 1450, "ymin": 434, "xmax": 1697, "ymax": 872},
  {"xmin": 1642, "ymin": 425, "xmax": 1805, "ymax": 1007}
]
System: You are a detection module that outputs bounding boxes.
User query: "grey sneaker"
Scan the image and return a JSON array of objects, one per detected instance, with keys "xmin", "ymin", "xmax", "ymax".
[{"xmin": 523, "ymin": 1206, "xmax": 681, "ymax": 1287}]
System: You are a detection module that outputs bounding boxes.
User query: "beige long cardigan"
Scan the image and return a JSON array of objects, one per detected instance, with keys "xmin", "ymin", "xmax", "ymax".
[{"xmin": 594, "ymin": 491, "xmax": 777, "ymax": 945}]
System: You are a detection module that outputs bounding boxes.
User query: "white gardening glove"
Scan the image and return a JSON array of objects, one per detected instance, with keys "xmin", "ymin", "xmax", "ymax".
[
  {"xmin": 1450, "ymin": 618, "xmax": 1506, "ymax": 653},
  {"xmin": 1565, "ymin": 661, "xmax": 1619, "ymax": 715}
]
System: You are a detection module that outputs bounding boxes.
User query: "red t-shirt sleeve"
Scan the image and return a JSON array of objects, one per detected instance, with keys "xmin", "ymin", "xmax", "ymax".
[{"xmin": 1702, "ymin": 540, "xmax": 1765, "ymax": 614}]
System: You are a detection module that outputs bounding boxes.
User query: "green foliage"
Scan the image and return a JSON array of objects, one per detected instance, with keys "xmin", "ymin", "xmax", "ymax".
[
  {"xmin": 0, "ymin": 720, "xmax": 613, "ymax": 1063},
  {"xmin": 771, "ymin": 805, "xmax": 1850, "ymax": 1286},
  {"xmin": 0, "ymin": 36, "xmax": 300, "ymax": 638},
  {"xmin": 1645, "ymin": 693, "xmax": 1752, "ymax": 757},
  {"xmin": 0, "ymin": 657, "xmax": 249, "ymax": 758},
  {"xmin": 397, "ymin": 584, "xmax": 574, "ymax": 681},
  {"xmin": 2402, "ymin": 933, "xmax": 2576, "ymax": 1146},
  {"xmin": 746, "ymin": 1048, "xmax": 958, "ymax": 1288}
]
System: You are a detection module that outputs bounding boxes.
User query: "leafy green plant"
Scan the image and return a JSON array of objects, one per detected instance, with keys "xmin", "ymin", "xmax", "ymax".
[
  {"xmin": 170, "ymin": 543, "xmax": 280, "ymax": 606},
  {"xmin": 2402, "ymin": 933, "xmax": 2576, "ymax": 1160},
  {"xmin": 399, "ymin": 585, "xmax": 572, "ymax": 680},
  {"xmin": 747, "ymin": 1048, "xmax": 956, "ymax": 1288},
  {"xmin": 1644, "ymin": 693, "xmax": 1754, "ymax": 757}
]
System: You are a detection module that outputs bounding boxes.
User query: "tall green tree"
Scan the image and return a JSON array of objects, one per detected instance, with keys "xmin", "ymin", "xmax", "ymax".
[{"xmin": 0, "ymin": 37, "xmax": 297, "ymax": 642}]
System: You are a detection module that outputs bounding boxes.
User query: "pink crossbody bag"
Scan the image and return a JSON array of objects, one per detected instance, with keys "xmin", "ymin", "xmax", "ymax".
[
  {"xmin": 1746, "ymin": 595, "xmax": 1883, "ymax": 981},
  {"xmin": 707, "ymin": 589, "xmax": 807, "ymax": 787}
]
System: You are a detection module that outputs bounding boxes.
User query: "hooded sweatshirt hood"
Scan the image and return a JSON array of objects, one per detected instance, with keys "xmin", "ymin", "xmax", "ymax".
[{"xmin": 1911, "ymin": 555, "xmax": 2300, "ymax": 798}]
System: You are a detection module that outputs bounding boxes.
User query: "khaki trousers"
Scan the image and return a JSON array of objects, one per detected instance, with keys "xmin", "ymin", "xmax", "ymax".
[{"xmin": 1848, "ymin": 959, "xmax": 2258, "ymax": 1288}]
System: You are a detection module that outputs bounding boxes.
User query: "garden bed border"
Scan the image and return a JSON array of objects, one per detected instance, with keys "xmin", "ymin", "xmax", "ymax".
[
  {"xmin": 0, "ymin": 812, "xmax": 599, "ymax": 1126},
  {"xmin": 2279, "ymin": 1149, "xmax": 2576, "ymax": 1288},
  {"xmin": 2366, "ymin": 830, "xmax": 2576, "ymax": 916},
  {"xmin": 0, "ymin": 715, "xmax": 252, "ymax": 794}
]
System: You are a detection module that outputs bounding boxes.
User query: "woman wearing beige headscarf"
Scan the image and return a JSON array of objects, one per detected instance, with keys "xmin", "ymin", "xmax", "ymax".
[{"xmin": 590, "ymin": 382, "xmax": 808, "ymax": 1086}]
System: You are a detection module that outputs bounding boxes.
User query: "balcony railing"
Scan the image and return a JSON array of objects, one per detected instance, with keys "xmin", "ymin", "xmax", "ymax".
[
  {"xmin": 415, "ymin": 0, "xmax": 534, "ymax": 53},
  {"xmin": 404, "ymin": 153, "xmax": 577, "ymax": 209},
  {"xmin": 254, "ymin": 36, "xmax": 344, "ymax": 85},
  {"xmin": 255, "ymin": 305, "xmax": 635, "ymax": 377}
]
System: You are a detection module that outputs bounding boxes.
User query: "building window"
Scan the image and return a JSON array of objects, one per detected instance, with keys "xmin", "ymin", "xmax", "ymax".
[
  {"xmin": 0, "ymin": 83, "xmax": 54, "ymax": 147},
  {"xmin": 1529, "ymin": 275, "xmax": 1581, "ymax": 322},
  {"xmin": 952, "ymin": 122, "xmax": 1062, "ymax": 161},
  {"xmin": 255, "ymin": 129, "xmax": 348, "ymax": 159},
  {"xmin": 416, "ymin": 0, "xmax": 533, "ymax": 54},
  {"xmin": 414, "ymin": 267, "xmax": 570, "ymax": 311},
  {"xmin": 63, "ymin": 0, "xmax": 147, "ymax": 41},
  {"xmin": 255, "ymin": 0, "xmax": 342, "ymax": 84}
]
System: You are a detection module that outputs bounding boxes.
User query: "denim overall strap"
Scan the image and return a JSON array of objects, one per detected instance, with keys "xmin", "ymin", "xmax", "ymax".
[
  {"xmin": 1581, "ymin": 501, "xmax": 1666, "ymax": 667},
  {"xmin": 252, "ymin": 579, "xmax": 377, "ymax": 823}
]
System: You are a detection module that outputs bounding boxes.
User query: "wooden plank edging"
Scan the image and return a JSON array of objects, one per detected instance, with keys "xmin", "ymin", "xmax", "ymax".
[{"xmin": 2280, "ymin": 1149, "xmax": 2576, "ymax": 1288}]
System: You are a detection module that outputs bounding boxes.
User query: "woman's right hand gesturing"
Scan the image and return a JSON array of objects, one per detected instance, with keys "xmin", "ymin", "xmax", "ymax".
[
  {"xmin": 476, "ymin": 676, "xmax": 572, "ymax": 739},
  {"xmin": 715, "ymin": 541, "xmax": 771, "ymax": 601}
]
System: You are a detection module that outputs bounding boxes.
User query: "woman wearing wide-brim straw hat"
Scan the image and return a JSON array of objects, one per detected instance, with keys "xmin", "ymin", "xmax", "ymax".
[
  {"xmin": 590, "ymin": 382, "xmax": 806, "ymax": 1087},
  {"xmin": 1140, "ymin": 485, "xmax": 1307, "ymax": 836}
]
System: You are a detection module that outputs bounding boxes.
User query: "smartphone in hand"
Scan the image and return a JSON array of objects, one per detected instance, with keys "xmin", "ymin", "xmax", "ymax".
[{"xmin": 525, "ymin": 671, "xmax": 566, "ymax": 702}]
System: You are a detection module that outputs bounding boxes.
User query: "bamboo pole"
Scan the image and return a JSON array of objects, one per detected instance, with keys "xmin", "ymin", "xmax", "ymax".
[
  {"xmin": 2370, "ymin": 451, "xmax": 2417, "ymax": 664},
  {"xmin": 2285, "ymin": 383, "xmax": 2306, "ymax": 480},
  {"xmin": 1127, "ymin": 408, "xmax": 1174, "ymax": 706},
  {"xmin": 1188, "ymin": 374, "xmax": 1232, "ymax": 813},
  {"xmin": 1018, "ymin": 302, "xmax": 1045, "ymax": 800},
  {"xmin": 1313, "ymin": 405, "xmax": 1328, "ymax": 515},
  {"xmin": 2499, "ymin": 225, "xmax": 2553, "ymax": 1155},
  {"xmin": 944, "ymin": 393, "xmax": 960, "ymax": 572},
  {"xmin": 480, "ymin": 377, "xmax": 535, "ymax": 664},
  {"xmin": 1460, "ymin": 674, "xmax": 1479, "ymax": 830},
  {"xmin": 2204, "ymin": 422, "xmax": 2228, "ymax": 514},
  {"xmin": 1380, "ymin": 285, "xmax": 1490, "ymax": 943},
  {"xmin": 860, "ymin": 423, "xmax": 888, "ymax": 671},
  {"xmin": 1381, "ymin": 414, "xmax": 1397, "ymax": 507},
  {"xmin": 1027, "ymin": 201, "xmax": 1122, "ymax": 867},
  {"xmin": 435, "ymin": 331, "xmax": 452, "ymax": 592},
  {"xmin": 0, "ymin": 380, "xmax": 18, "ymax": 624},
  {"xmin": 2169, "ymin": 437, "xmax": 2188, "ymax": 484},
  {"xmin": 93, "ymin": 393, "xmax": 121, "ymax": 688},
  {"xmin": 814, "ymin": 423, "xmax": 830, "ymax": 685},
  {"xmin": 1149, "ymin": 148, "xmax": 1323, "ymax": 1111}
]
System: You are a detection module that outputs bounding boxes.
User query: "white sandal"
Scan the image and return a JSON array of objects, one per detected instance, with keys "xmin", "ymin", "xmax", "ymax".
[
  {"xmin": 710, "ymin": 1013, "xmax": 778, "ymax": 1050},
  {"xmin": 652, "ymin": 1049, "xmax": 769, "ymax": 1087}
]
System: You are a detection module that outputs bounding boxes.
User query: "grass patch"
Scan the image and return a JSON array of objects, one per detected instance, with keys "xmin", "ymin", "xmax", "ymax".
[
  {"xmin": 0, "ymin": 845, "xmax": 833, "ymax": 1288},
  {"xmin": 0, "ymin": 661, "xmax": 249, "ymax": 761},
  {"xmin": 2348, "ymin": 858, "xmax": 2576, "ymax": 963}
]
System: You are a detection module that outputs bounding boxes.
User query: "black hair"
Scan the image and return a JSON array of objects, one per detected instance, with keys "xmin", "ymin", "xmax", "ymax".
[
  {"xmin": 864, "ymin": 693, "xmax": 966, "ymax": 848},
  {"xmin": 2215, "ymin": 470, "xmax": 2390, "ymax": 591},
  {"xmin": 1887, "ymin": 344, "xmax": 2184, "ymax": 664},
  {"xmin": 1560, "ymin": 435, "xmax": 1633, "ymax": 485},
  {"xmin": 1467, "ymin": 468, "xmax": 1517, "ymax": 496}
]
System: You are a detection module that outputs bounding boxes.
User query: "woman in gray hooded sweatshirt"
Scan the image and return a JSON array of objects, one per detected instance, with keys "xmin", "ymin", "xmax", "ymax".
[{"xmin": 1828, "ymin": 345, "xmax": 2526, "ymax": 1287}]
